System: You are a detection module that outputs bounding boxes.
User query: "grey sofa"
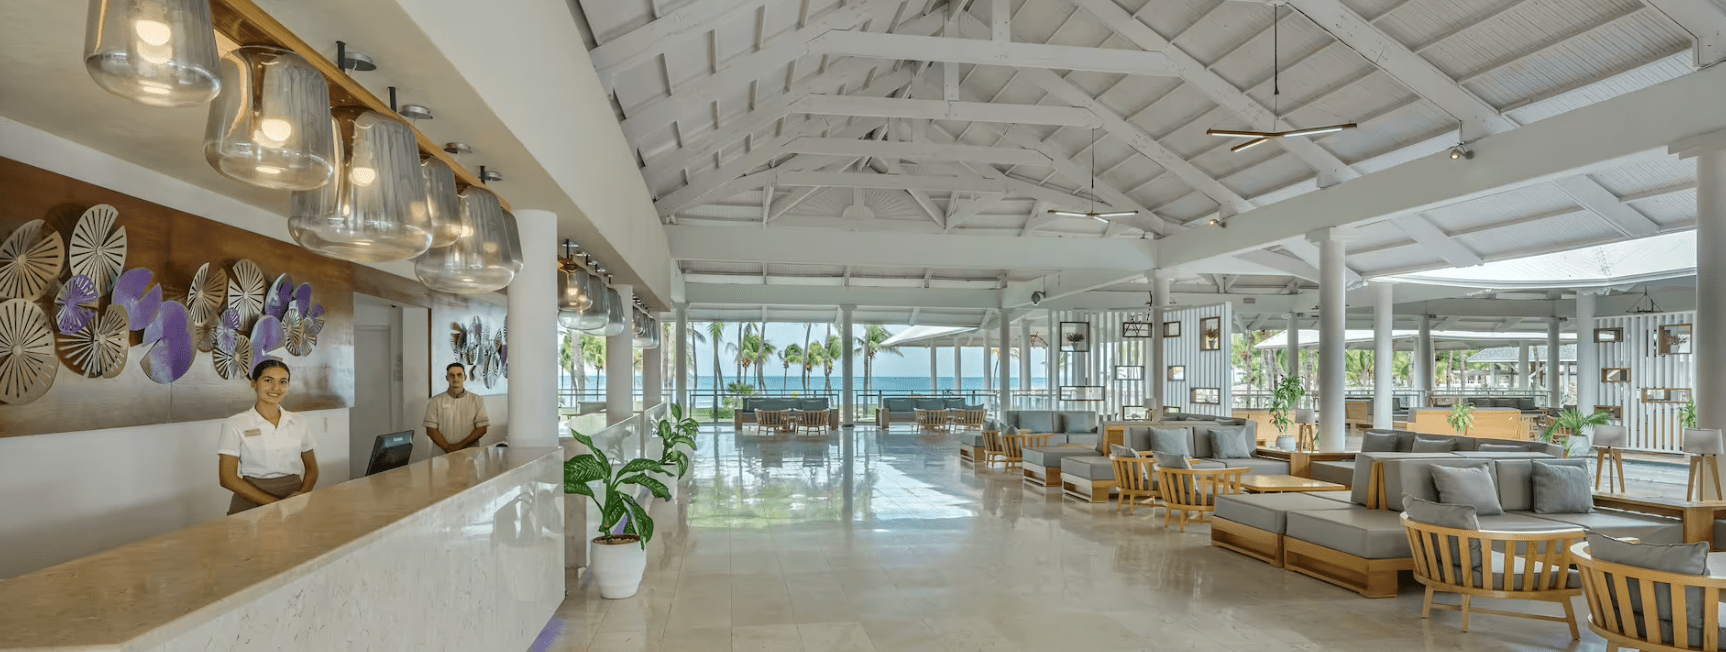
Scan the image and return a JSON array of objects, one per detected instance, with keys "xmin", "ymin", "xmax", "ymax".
[
  {"xmin": 877, "ymin": 396, "xmax": 980, "ymax": 429},
  {"xmin": 1057, "ymin": 420, "xmax": 1280, "ymax": 502},
  {"xmin": 1307, "ymin": 429, "xmax": 1562, "ymax": 488},
  {"xmin": 958, "ymin": 410, "xmax": 1098, "ymax": 467},
  {"xmin": 1213, "ymin": 453, "xmax": 1683, "ymax": 599},
  {"xmin": 733, "ymin": 397, "xmax": 838, "ymax": 431}
]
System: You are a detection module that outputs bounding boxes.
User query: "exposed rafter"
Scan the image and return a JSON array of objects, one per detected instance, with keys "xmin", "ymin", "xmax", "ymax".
[
  {"xmin": 1644, "ymin": 0, "xmax": 1726, "ymax": 67},
  {"xmin": 781, "ymin": 137, "xmax": 1050, "ymax": 166},
  {"xmin": 793, "ymin": 95, "xmax": 1101, "ymax": 127},
  {"xmin": 1388, "ymin": 214, "xmax": 1484, "ymax": 267},
  {"xmin": 806, "ymin": 29, "xmax": 1180, "ymax": 77},
  {"xmin": 1553, "ymin": 175, "xmax": 1662, "ymax": 237},
  {"xmin": 587, "ymin": 0, "xmax": 769, "ymax": 91}
]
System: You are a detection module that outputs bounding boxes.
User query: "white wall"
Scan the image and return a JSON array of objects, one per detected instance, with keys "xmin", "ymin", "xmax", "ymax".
[{"xmin": 0, "ymin": 117, "xmax": 506, "ymax": 578}]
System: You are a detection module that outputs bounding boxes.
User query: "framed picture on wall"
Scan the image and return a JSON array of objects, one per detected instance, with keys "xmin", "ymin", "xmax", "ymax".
[
  {"xmin": 1601, "ymin": 368, "xmax": 1631, "ymax": 383},
  {"xmin": 1167, "ymin": 365, "xmax": 1185, "ymax": 382},
  {"xmin": 1162, "ymin": 406, "xmax": 1180, "ymax": 417},
  {"xmin": 1114, "ymin": 365, "xmax": 1143, "ymax": 381},
  {"xmin": 1199, "ymin": 316, "xmax": 1222, "ymax": 351},
  {"xmin": 1059, "ymin": 321, "xmax": 1091, "ymax": 352},
  {"xmin": 1122, "ymin": 406, "xmax": 1149, "ymax": 420},
  {"xmin": 1190, "ymin": 387, "xmax": 1221, "ymax": 405},
  {"xmin": 1594, "ymin": 404, "xmax": 1624, "ymax": 421},
  {"xmin": 1122, "ymin": 321, "xmax": 1152, "ymax": 338},
  {"xmin": 1059, "ymin": 385, "xmax": 1105, "ymax": 401},
  {"xmin": 1660, "ymin": 324, "xmax": 1693, "ymax": 355},
  {"xmin": 1163, "ymin": 321, "xmax": 1181, "ymax": 338},
  {"xmin": 1595, "ymin": 327, "xmax": 1623, "ymax": 343},
  {"xmin": 1643, "ymin": 388, "xmax": 1691, "ymax": 403}
]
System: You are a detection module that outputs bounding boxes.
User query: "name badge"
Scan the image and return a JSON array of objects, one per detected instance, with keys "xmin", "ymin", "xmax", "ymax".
[{"xmin": 243, "ymin": 428, "xmax": 263, "ymax": 437}]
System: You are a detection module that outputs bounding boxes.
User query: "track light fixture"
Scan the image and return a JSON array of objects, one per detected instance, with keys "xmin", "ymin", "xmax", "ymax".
[
  {"xmin": 479, "ymin": 166, "xmax": 502, "ymax": 183},
  {"xmin": 335, "ymin": 41, "xmax": 376, "ymax": 73},
  {"xmin": 398, "ymin": 104, "xmax": 434, "ymax": 120},
  {"xmin": 443, "ymin": 142, "xmax": 473, "ymax": 155},
  {"xmin": 1449, "ymin": 145, "xmax": 1474, "ymax": 161},
  {"xmin": 1208, "ymin": 216, "xmax": 1228, "ymax": 228}
]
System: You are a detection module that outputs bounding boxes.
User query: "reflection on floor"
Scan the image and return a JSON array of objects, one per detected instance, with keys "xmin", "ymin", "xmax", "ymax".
[{"xmin": 534, "ymin": 424, "xmax": 1598, "ymax": 652}]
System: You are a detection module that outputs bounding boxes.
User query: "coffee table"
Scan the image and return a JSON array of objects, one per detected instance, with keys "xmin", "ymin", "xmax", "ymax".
[{"xmin": 1238, "ymin": 474, "xmax": 1347, "ymax": 494}]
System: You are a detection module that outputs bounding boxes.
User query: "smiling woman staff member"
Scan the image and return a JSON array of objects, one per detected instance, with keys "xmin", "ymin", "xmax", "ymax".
[{"xmin": 217, "ymin": 360, "xmax": 319, "ymax": 514}]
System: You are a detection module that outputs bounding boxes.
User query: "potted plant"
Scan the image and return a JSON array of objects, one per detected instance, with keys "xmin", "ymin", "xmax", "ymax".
[
  {"xmin": 564, "ymin": 408, "xmax": 697, "ymax": 599},
  {"xmin": 1447, "ymin": 402, "xmax": 1475, "ymax": 437},
  {"xmin": 1268, "ymin": 376, "xmax": 1305, "ymax": 450},
  {"xmin": 1682, "ymin": 398, "xmax": 1699, "ymax": 429},
  {"xmin": 1540, "ymin": 408, "xmax": 1612, "ymax": 458}
]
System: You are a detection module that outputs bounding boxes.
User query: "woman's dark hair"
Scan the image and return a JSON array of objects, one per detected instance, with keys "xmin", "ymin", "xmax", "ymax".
[{"xmin": 250, "ymin": 359, "xmax": 291, "ymax": 382}]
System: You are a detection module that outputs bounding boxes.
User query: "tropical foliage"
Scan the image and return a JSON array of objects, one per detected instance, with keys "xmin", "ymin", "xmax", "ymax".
[
  {"xmin": 562, "ymin": 405, "xmax": 699, "ymax": 548},
  {"xmin": 1541, "ymin": 408, "xmax": 1613, "ymax": 457},
  {"xmin": 854, "ymin": 325, "xmax": 902, "ymax": 397},
  {"xmin": 1683, "ymin": 398, "xmax": 1699, "ymax": 429},
  {"xmin": 1447, "ymin": 402, "xmax": 1475, "ymax": 436},
  {"xmin": 1269, "ymin": 375, "xmax": 1305, "ymax": 435}
]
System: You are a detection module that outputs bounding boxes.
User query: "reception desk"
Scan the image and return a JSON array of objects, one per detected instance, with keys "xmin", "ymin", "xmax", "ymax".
[{"xmin": 0, "ymin": 446, "xmax": 564, "ymax": 651}]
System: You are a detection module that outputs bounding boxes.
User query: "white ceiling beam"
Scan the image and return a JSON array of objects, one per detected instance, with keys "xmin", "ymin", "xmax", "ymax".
[
  {"xmin": 666, "ymin": 224, "xmax": 1156, "ymax": 271},
  {"xmin": 1644, "ymin": 0, "xmax": 1726, "ymax": 67},
  {"xmin": 653, "ymin": 119, "xmax": 890, "ymax": 217},
  {"xmin": 990, "ymin": 0, "xmax": 1011, "ymax": 41},
  {"xmin": 1020, "ymin": 211, "xmax": 1063, "ymax": 236},
  {"xmin": 771, "ymin": 171, "xmax": 1012, "ymax": 192},
  {"xmin": 587, "ymin": 0, "xmax": 768, "ymax": 92},
  {"xmin": 1387, "ymin": 214, "xmax": 1485, "ymax": 267},
  {"xmin": 782, "ymin": 137, "xmax": 1050, "ymax": 166},
  {"xmin": 793, "ymin": 95, "xmax": 1101, "ymax": 127},
  {"xmin": 1553, "ymin": 175, "xmax": 1662, "ymax": 237},
  {"xmin": 1069, "ymin": 0, "xmax": 1357, "ymax": 187},
  {"xmin": 767, "ymin": 158, "xmax": 857, "ymax": 222},
  {"xmin": 1156, "ymin": 61, "xmax": 1726, "ymax": 268},
  {"xmin": 806, "ymin": 29, "xmax": 1179, "ymax": 77},
  {"xmin": 1287, "ymin": 0, "xmax": 1514, "ymax": 141},
  {"xmin": 943, "ymin": 192, "xmax": 1006, "ymax": 231},
  {"xmin": 1454, "ymin": 6, "xmax": 1646, "ymax": 87},
  {"xmin": 1278, "ymin": 238, "xmax": 1366, "ymax": 287},
  {"xmin": 1230, "ymin": 249, "xmax": 1322, "ymax": 282},
  {"xmin": 1003, "ymin": 270, "xmax": 1148, "ymax": 308}
]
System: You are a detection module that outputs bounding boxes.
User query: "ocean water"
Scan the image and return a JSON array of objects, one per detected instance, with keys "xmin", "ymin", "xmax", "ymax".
[{"xmin": 570, "ymin": 376, "xmax": 1047, "ymax": 393}]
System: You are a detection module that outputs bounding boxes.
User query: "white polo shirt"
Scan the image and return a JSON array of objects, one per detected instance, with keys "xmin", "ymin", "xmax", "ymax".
[
  {"xmin": 216, "ymin": 407, "xmax": 314, "ymax": 479},
  {"xmin": 423, "ymin": 390, "xmax": 489, "ymax": 445}
]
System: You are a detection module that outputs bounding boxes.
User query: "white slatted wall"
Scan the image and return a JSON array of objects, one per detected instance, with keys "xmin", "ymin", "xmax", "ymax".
[
  {"xmin": 1161, "ymin": 303, "xmax": 1234, "ymax": 417},
  {"xmin": 1049, "ymin": 310, "xmax": 1150, "ymax": 418},
  {"xmin": 1591, "ymin": 310, "xmax": 1695, "ymax": 452}
]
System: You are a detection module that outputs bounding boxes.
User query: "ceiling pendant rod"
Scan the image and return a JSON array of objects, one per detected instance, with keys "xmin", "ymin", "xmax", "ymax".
[
  {"xmin": 1045, "ymin": 126, "xmax": 1139, "ymax": 222},
  {"xmin": 1206, "ymin": 2, "xmax": 1355, "ymax": 152}
]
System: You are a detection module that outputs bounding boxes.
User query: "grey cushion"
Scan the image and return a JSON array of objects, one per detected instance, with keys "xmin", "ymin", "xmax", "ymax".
[
  {"xmin": 1411, "ymin": 436, "xmax": 1458, "ymax": 453},
  {"xmin": 1024, "ymin": 446, "xmax": 1099, "ymax": 468},
  {"xmin": 1154, "ymin": 451, "xmax": 1191, "ymax": 470},
  {"xmin": 1122, "ymin": 426, "xmax": 1154, "ymax": 451},
  {"xmin": 1213, "ymin": 457, "xmax": 1292, "ymax": 475},
  {"xmin": 1476, "ymin": 442, "xmax": 1525, "ymax": 453},
  {"xmin": 1493, "ymin": 458, "xmax": 1584, "ymax": 511},
  {"xmin": 1150, "ymin": 427, "xmax": 1191, "ymax": 456},
  {"xmin": 1286, "ymin": 508, "xmax": 1416, "ymax": 559},
  {"xmin": 959, "ymin": 404, "xmax": 985, "ymax": 411},
  {"xmin": 1060, "ymin": 456, "xmax": 1116, "ymax": 481},
  {"xmin": 1349, "ymin": 452, "xmax": 1458, "ymax": 507},
  {"xmin": 1309, "ymin": 460, "xmax": 1356, "ymax": 487},
  {"xmin": 1451, "ymin": 451, "xmax": 1552, "ymax": 458},
  {"xmin": 883, "ymin": 398, "xmax": 913, "ymax": 412},
  {"xmin": 1018, "ymin": 411, "xmax": 1056, "ymax": 433},
  {"xmin": 1531, "ymin": 460, "xmax": 1594, "ymax": 514},
  {"xmin": 1215, "ymin": 493, "xmax": 1356, "ymax": 534},
  {"xmin": 943, "ymin": 398, "xmax": 968, "ymax": 409},
  {"xmin": 798, "ymin": 398, "xmax": 828, "ymax": 411},
  {"xmin": 1209, "ymin": 426, "xmax": 1253, "ymax": 459},
  {"xmin": 1587, "ymin": 533, "xmax": 1709, "ymax": 646},
  {"xmin": 1362, "ymin": 431, "xmax": 1401, "ymax": 452},
  {"xmin": 1059, "ymin": 411, "xmax": 1099, "ymax": 434},
  {"xmin": 1382, "ymin": 457, "xmax": 1500, "ymax": 512},
  {"xmin": 1110, "ymin": 444, "xmax": 1139, "ymax": 458},
  {"xmin": 914, "ymin": 398, "xmax": 945, "ymax": 410},
  {"xmin": 1527, "ymin": 510, "xmax": 1685, "ymax": 545},
  {"xmin": 961, "ymin": 433, "xmax": 982, "ymax": 448},
  {"xmin": 1431, "ymin": 465, "xmax": 1505, "ymax": 515},
  {"xmin": 1404, "ymin": 495, "xmax": 1481, "ymax": 530}
]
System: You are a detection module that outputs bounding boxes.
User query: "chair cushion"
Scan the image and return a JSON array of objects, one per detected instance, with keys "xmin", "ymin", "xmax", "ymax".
[
  {"xmin": 1215, "ymin": 493, "xmax": 1356, "ymax": 534},
  {"xmin": 1025, "ymin": 446, "xmax": 1099, "ymax": 468},
  {"xmin": 1411, "ymin": 436, "xmax": 1458, "ymax": 453},
  {"xmin": 1476, "ymin": 443, "xmax": 1526, "ymax": 453},
  {"xmin": 1212, "ymin": 457, "xmax": 1292, "ymax": 475},
  {"xmin": 1286, "ymin": 508, "xmax": 1416, "ymax": 559},
  {"xmin": 1154, "ymin": 451, "xmax": 1191, "ymax": 470},
  {"xmin": 1310, "ymin": 460, "xmax": 1356, "ymax": 487},
  {"xmin": 1109, "ymin": 444, "xmax": 1139, "ymax": 458},
  {"xmin": 1061, "ymin": 456, "xmax": 1116, "ymax": 481},
  {"xmin": 1059, "ymin": 411, "xmax": 1099, "ymax": 434},
  {"xmin": 1349, "ymin": 452, "xmax": 1459, "ymax": 507},
  {"xmin": 883, "ymin": 398, "xmax": 913, "ymax": 412},
  {"xmin": 1492, "ymin": 458, "xmax": 1584, "ymax": 511},
  {"xmin": 1019, "ymin": 412, "xmax": 1056, "ymax": 433},
  {"xmin": 1587, "ymin": 533, "xmax": 1709, "ymax": 646},
  {"xmin": 961, "ymin": 433, "xmax": 983, "ymax": 448},
  {"xmin": 799, "ymin": 398, "xmax": 829, "ymax": 411},
  {"xmin": 1431, "ymin": 465, "xmax": 1506, "ymax": 515},
  {"xmin": 914, "ymin": 398, "xmax": 945, "ymax": 410},
  {"xmin": 1150, "ymin": 427, "xmax": 1191, "ymax": 456},
  {"xmin": 959, "ymin": 404, "xmax": 985, "ymax": 411},
  {"xmin": 1405, "ymin": 495, "xmax": 1481, "ymax": 530},
  {"xmin": 1528, "ymin": 510, "xmax": 1684, "ymax": 544},
  {"xmin": 1122, "ymin": 427, "xmax": 1154, "ymax": 452},
  {"xmin": 1209, "ymin": 426, "xmax": 1253, "ymax": 459},
  {"xmin": 943, "ymin": 398, "xmax": 968, "ymax": 409},
  {"xmin": 1362, "ymin": 431, "xmax": 1401, "ymax": 452},
  {"xmin": 1531, "ymin": 460, "xmax": 1594, "ymax": 514}
]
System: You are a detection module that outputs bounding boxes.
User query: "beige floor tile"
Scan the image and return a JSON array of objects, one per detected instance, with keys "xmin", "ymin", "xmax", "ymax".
[
  {"xmin": 797, "ymin": 622, "xmax": 876, "ymax": 652},
  {"xmin": 733, "ymin": 624, "xmax": 805, "ymax": 652}
]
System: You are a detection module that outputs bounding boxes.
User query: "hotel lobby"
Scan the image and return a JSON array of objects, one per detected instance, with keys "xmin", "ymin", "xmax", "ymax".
[{"xmin": 4, "ymin": 0, "xmax": 1726, "ymax": 651}]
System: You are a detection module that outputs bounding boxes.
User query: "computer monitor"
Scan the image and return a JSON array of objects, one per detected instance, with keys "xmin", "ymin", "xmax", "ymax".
[{"xmin": 364, "ymin": 431, "xmax": 415, "ymax": 476}]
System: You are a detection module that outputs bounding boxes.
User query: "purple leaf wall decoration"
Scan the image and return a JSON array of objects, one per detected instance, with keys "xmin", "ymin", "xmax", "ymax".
[
  {"xmin": 54, "ymin": 274, "xmax": 98, "ymax": 335},
  {"xmin": 293, "ymin": 283, "xmax": 312, "ymax": 315},
  {"xmin": 140, "ymin": 301, "xmax": 194, "ymax": 383},
  {"xmin": 112, "ymin": 268, "xmax": 161, "ymax": 330}
]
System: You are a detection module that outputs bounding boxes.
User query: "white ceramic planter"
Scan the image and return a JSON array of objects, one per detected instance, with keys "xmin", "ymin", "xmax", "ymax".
[
  {"xmin": 1275, "ymin": 435, "xmax": 1296, "ymax": 451},
  {"xmin": 589, "ymin": 536, "xmax": 646, "ymax": 599}
]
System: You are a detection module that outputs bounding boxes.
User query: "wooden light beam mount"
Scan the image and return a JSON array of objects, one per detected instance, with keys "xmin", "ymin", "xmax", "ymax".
[{"xmin": 207, "ymin": 0, "xmax": 506, "ymax": 209}]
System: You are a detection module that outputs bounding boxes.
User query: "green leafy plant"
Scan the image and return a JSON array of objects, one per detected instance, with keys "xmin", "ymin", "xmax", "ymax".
[
  {"xmin": 1268, "ymin": 376, "xmax": 1305, "ymax": 435},
  {"xmin": 1447, "ymin": 402, "xmax": 1476, "ymax": 436},
  {"xmin": 656, "ymin": 404, "xmax": 700, "ymax": 478},
  {"xmin": 1682, "ymin": 399, "xmax": 1699, "ymax": 429},
  {"xmin": 564, "ymin": 431, "xmax": 670, "ymax": 548},
  {"xmin": 1541, "ymin": 408, "xmax": 1614, "ymax": 457}
]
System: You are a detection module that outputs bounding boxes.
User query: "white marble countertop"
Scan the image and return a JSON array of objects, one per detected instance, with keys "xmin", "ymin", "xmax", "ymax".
[{"xmin": 0, "ymin": 445, "xmax": 562, "ymax": 650}]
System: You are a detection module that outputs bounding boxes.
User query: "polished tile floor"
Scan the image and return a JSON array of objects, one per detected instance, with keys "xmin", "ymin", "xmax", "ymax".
[{"xmin": 535, "ymin": 425, "xmax": 1600, "ymax": 652}]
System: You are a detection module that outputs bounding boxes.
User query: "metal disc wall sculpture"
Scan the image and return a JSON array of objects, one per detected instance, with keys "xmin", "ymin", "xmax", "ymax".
[
  {"xmin": 187, "ymin": 262, "xmax": 227, "ymax": 352},
  {"xmin": 60, "ymin": 304, "xmax": 129, "ymax": 379},
  {"xmin": 54, "ymin": 275, "xmax": 99, "ymax": 335},
  {"xmin": 0, "ymin": 299, "xmax": 57, "ymax": 403},
  {"xmin": 226, "ymin": 259, "xmax": 266, "ymax": 326},
  {"xmin": 0, "ymin": 220, "xmax": 65, "ymax": 301},
  {"xmin": 449, "ymin": 317, "xmax": 508, "ymax": 389},
  {"xmin": 67, "ymin": 205, "xmax": 126, "ymax": 294}
]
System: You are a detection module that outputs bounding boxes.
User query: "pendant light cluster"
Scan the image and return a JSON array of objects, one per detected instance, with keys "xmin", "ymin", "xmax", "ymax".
[
  {"xmin": 556, "ymin": 242, "xmax": 656, "ymax": 348},
  {"xmin": 1204, "ymin": 4, "xmax": 1356, "ymax": 153},
  {"xmin": 85, "ymin": 0, "xmax": 519, "ymax": 294}
]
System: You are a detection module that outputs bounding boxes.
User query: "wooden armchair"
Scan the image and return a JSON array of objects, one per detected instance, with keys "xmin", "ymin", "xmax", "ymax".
[
  {"xmin": 1402, "ymin": 516, "xmax": 1585, "ymax": 638},
  {"xmin": 1155, "ymin": 466, "xmax": 1247, "ymax": 531},
  {"xmin": 916, "ymin": 409, "xmax": 948, "ymax": 431},
  {"xmin": 797, "ymin": 410, "xmax": 826, "ymax": 435},
  {"xmin": 1000, "ymin": 432, "xmax": 1056, "ymax": 471},
  {"xmin": 1575, "ymin": 541, "xmax": 1726, "ymax": 652},
  {"xmin": 952, "ymin": 409, "xmax": 986, "ymax": 431},
  {"xmin": 756, "ymin": 409, "xmax": 790, "ymax": 433},
  {"xmin": 1111, "ymin": 454, "xmax": 1161, "ymax": 516}
]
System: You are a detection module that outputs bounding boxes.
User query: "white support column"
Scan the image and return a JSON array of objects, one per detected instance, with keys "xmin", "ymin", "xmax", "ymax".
[
  {"xmin": 998, "ymin": 311, "xmax": 1012, "ymax": 411},
  {"xmin": 1316, "ymin": 229, "xmax": 1348, "ymax": 452},
  {"xmin": 954, "ymin": 337, "xmax": 963, "ymax": 391},
  {"xmin": 1373, "ymin": 281, "xmax": 1394, "ymax": 429},
  {"xmin": 841, "ymin": 305, "xmax": 856, "ymax": 426},
  {"xmin": 1286, "ymin": 312, "xmax": 1301, "ymax": 383},
  {"xmin": 1019, "ymin": 319, "xmax": 1032, "ymax": 393},
  {"xmin": 1577, "ymin": 293, "xmax": 1598, "ymax": 416},
  {"xmin": 929, "ymin": 343, "xmax": 938, "ymax": 392},
  {"xmin": 606, "ymin": 284, "xmax": 635, "ymax": 425},
  {"xmin": 506, "ymin": 209, "xmax": 558, "ymax": 448},
  {"xmin": 1418, "ymin": 315, "xmax": 1434, "ymax": 400},
  {"xmin": 1700, "ymin": 146, "xmax": 1726, "ymax": 435},
  {"xmin": 983, "ymin": 328, "xmax": 993, "ymax": 394},
  {"xmin": 1547, "ymin": 318, "xmax": 1563, "ymax": 409},
  {"xmin": 1516, "ymin": 341, "xmax": 1530, "ymax": 390},
  {"xmin": 1150, "ymin": 274, "xmax": 1171, "ymax": 414},
  {"xmin": 1046, "ymin": 310, "xmax": 1057, "ymax": 404},
  {"xmin": 643, "ymin": 334, "xmax": 663, "ymax": 408},
  {"xmin": 675, "ymin": 304, "xmax": 688, "ymax": 408}
]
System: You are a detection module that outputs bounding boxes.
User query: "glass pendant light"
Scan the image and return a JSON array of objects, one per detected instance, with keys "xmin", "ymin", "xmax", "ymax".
[
  {"xmin": 422, "ymin": 158, "xmax": 462, "ymax": 247},
  {"xmin": 557, "ymin": 244, "xmax": 592, "ymax": 312},
  {"xmin": 633, "ymin": 309, "xmax": 659, "ymax": 349},
  {"xmin": 289, "ymin": 108, "xmax": 432, "ymax": 262},
  {"xmin": 560, "ymin": 261, "xmax": 609, "ymax": 333},
  {"xmin": 599, "ymin": 284, "xmax": 627, "ymax": 337},
  {"xmin": 204, "ymin": 46, "xmax": 334, "ymax": 190},
  {"xmin": 413, "ymin": 187, "xmax": 517, "ymax": 293},
  {"xmin": 500, "ymin": 210, "xmax": 524, "ymax": 273},
  {"xmin": 85, "ymin": 0, "xmax": 221, "ymax": 107}
]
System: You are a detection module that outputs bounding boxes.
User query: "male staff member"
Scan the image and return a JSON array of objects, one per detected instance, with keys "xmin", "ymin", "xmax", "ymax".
[{"xmin": 425, "ymin": 363, "xmax": 489, "ymax": 453}]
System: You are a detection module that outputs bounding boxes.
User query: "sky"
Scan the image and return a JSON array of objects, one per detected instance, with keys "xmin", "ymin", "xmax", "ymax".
[{"xmin": 677, "ymin": 322, "xmax": 1048, "ymax": 378}]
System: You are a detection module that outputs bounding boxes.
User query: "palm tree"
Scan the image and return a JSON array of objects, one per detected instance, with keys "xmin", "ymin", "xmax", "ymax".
[
  {"xmin": 581, "ymin": 335, "xmax": 606, "ymax": 390},
  {"xmin": 706, "ymin": 321, "xmax": 727, "ymax": 401},
  {"xmin": 801, "ymin": 323, "xmax": 814, "ymax": 392},
  {"xmin": 757, "ymin": 337, "xmax": 776, "ymax": 390},
  {"xmin": 781, "ymin": 344, "xmax": 803, "ymax": 393},
  {"xmin": 560, "ymin": 328, "xmax": 582, "ymax": 401},
  {"xmin": 822, "ymin": 332, "xmax": 842, "ymax": 390},
  {"xmin": 854, "ymin": 325, "xmax": 902, "ymax": 399},
  {"xmin": 803, "ymin": 345, "xmax": 823, "ymax": 393}
]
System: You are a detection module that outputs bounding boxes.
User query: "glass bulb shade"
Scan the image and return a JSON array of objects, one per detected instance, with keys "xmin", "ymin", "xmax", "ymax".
[
  {"xmin": 500, "ymin": 210, "xmax": 524, "ymax": 273},
  {"xmin": 413, "ymin": 187, "xmax": 517, "ymax": 293},
  {"xmin": 599, "ymin": 287, "xmax": 627, "ymax": 337},
  {"xmin": 421, "ymin": 158, "xmax": 463, "ymax": 247},
  {"xmin": 558, "ymin": 265, "xmax": 594, "ymax": 312},
  {"xmin": 85, "ymin": 0, "xmax": 221, "ymax": 107},
  {"xmin": 633, "ymin": 312, "xmax": 659, "ymax": 349},
  {"xmin": 289, "ymin": 108, "xmax": 433, "ymax": 262},
  {"xmin": 203, "ymin": 46, "xmax": 334, "ymax": 190},
  {"xmin": 564, "ymin": 269, "xmax": 609, "ymax": 333}
]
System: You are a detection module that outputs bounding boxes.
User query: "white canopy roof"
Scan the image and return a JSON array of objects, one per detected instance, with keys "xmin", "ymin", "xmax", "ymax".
[
  {"xmin": 1389, "ymin": 231, "xmax": 1696, "ymax": 290},
  {"xmin": 881, "ymin": 325, "xmax": 974, "ymax": 348},
  {"xmin": 1255, "ymin": 329, "xmax": 1577, "ymax": 351}
]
